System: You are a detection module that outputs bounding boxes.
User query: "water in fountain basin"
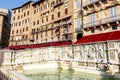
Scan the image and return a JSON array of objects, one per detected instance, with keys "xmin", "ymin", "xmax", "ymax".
[{"xmin": 22, "ymin": 68, "xmax": 118, "ymax": 80}]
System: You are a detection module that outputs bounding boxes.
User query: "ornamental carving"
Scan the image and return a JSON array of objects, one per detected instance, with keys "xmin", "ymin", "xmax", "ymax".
[
  {"xmin": 97, "ymin": 44, "xmax": 105, "ymax": 62},
  {"xmin": 78, "ymin": 46, "xmax": 84, "ymax": 60},
  {"xmin": 109, "ymin": 42, "xmax": 114, "ymax": 48},
  {"xmin": 87, "ymin": 45, "xmax": 96, "ymax": 61}
]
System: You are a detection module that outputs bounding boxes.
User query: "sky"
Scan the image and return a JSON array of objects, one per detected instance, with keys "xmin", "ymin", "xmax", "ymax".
[{"xmin": 0, "ymin": 0, "xmax": 38, "ymax": 10}]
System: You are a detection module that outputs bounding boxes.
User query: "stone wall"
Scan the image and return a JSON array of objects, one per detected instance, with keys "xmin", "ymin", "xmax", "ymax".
[{"xmin": 2, "ymin": 41, "xmax": 120, "ymax": 75}]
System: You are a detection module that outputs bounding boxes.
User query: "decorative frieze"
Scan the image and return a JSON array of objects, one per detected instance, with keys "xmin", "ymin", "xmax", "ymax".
[{"xmin": 2, "ymin": 41, "xmax": 120, "ymax": 73}]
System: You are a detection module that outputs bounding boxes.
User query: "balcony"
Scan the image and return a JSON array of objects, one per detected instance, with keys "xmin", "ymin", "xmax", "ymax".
[
  {"xmin": 105, "ymin": 0, "xmax": 119, "ymax": 8},
  {"xmin": 83, "ymin": 15, "xmax": 120, "ymax": 29},
  {"xmin": 83, "ymin": 0, "xmax": 99, "ymax": 8},
  {"xmin": 87, "ymin": 7, "xmax": 96, "ymax": 14},
  {"xmin": 94, "ymin": 5, "xmax": 101, "ymax": 12},
  {"xmin": 101, "ymin": 15, "xmax": 119, "ymax": 24},
  {"xmin": 54, "ymin": 0, "xmax": 64, "ymax": 8},
  {"xmin": 84, "ymin": 21, "xmax": 100, "ymax": 28}
]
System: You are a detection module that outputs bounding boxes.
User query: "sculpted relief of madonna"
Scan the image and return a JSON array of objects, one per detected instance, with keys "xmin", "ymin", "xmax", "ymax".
[{"xmin": 87, "ymin": 45, "xmax": 96, "ymax": 61}]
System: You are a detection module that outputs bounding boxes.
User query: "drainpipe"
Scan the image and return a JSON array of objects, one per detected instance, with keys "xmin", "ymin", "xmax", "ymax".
[{"xmin": 81, "ymin": 0, "xmax": 83, "ymax": 30}]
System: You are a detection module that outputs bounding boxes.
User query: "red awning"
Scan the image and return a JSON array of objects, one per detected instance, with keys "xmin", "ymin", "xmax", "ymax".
[
  {"xmin": 8, "ymin": 40, "xmax": 72, "ymax": 50},
  {"xmin": 75, "ymin": 31, "xmax": 120, "ymax": 44}
]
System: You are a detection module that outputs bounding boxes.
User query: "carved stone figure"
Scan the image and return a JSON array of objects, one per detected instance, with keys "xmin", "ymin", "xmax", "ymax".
[{"xmin": 87, "ymin": 45, "xmax": 96, "ymax": 61}]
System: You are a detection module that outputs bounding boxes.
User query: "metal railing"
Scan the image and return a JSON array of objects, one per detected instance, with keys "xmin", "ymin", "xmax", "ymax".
[
  {"xmin": 83, "ymin": 0, "xmax": 99, "ymax": 7},
  {"xmin": 82, "ymin": 0, "xmax": 118, "ymax": 7},
  {"xmin": 84, "ymin": 15, "xmax": 120, "ymax": 28},
  {"xmin": 54, "ymin": 0, "xmax": 64, "ymax": 7}
]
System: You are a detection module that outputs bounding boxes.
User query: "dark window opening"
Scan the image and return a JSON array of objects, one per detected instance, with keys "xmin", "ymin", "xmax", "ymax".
[
  {"xmin": 65, "ymin": 8, "xmax": 68, "ymax": 14},
  {"xmin": 52, "ymin": 14, "xmax": 54, "ymax": 20},
  {"xmin": 77, "ymin": 33, "xmax": 83, "ymax": 40},
  {"xmin": 112, "ymin": 26, "xmax": 117, "ymax": 30},
  {"xmin": 91, "ymin": 29, "xmax": 95, "ymax": 33},
  {"xmin": 58, "ymin": 12, "xmax": 60, "ymax": 17}
]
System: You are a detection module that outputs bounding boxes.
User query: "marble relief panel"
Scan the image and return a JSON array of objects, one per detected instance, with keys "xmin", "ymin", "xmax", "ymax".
[
  {"xmin": 56, "ymin": 47, "xmax": 63, "ymax": 60},
  {"xmin": 15, "ymin": 52, "xmax": 24, "ymax": 64},
  {"xmin": 4, "ymin": 52, "xmax": 12, "ymax": 59},
  {"xmin": 84, "ymin": 45, "xmax": 88, "ymax": 62},
  {"xmin": 66, "ymin": 46, "xmax": 73, "ymax": 59},
  {"xmin": 38, "ymin": 49, "xmax": 45, "ymax": 61},
  {"xmin": 40, "ymin": 48, "xmax": 46, "ymax": 61},
  {"xmin": 44, "ymin": 48, "xmax": 51, "ymax": 60},
  {"xmin": 3, "ymin": 52, "xmax": 12, "ymax": 65},
  {"xmin": 108, "ymin": 50, "xmax": 118, "ymax": 63},
  {"xmin": 97, "ymin": 43, "xmax": 106, "ymax": 63},
  {"xmin": 48, "ymin": 47, "xmax": 57, "ymax": 60},
  {"xmin": 62, "ymin": 46, "xmax": 73, "ymax": 60},
  {"xmin": 86, "ymin": 44, "xmax": 97, "ymax": 61},
  {"xmin": 108, "ymin": 42, "xmax": 119, "ymax": 63},
  {"xmin": 74, "ymin": 45, "xmax": 85, "ymax": 61},
  {"xmin": 82, "ymin": 43, "xmax": 107, "ymax": 63},
  {"xmin": 31, "ymin": 49, "xmax": 41, "ymax": 61},
  {"xmin": 6, "ymin": 41, "xmax": 120, "ymax": 66}
]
